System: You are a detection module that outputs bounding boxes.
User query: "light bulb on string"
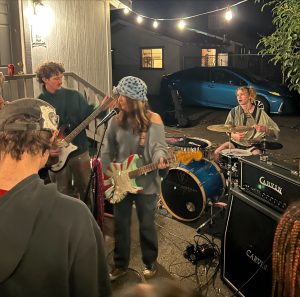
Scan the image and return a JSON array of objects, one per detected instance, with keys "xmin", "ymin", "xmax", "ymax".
[
  {"xmin": 136, "ymin": 15, "xmax": 143, "ymax": 24},
  {"xmin": 153, "ymin": 20, "xmax": 159, "ymax": 28},
  {"xmin": 177, "ymin": 20, "xmax": 186, "ymax": 30},
  {"xmin": 123, "ymin": 7, "xmax": 130, "ymax": 15},
  {"xmin": 224, "ymin": 8, "xmax": 233, "ymax": 21}
]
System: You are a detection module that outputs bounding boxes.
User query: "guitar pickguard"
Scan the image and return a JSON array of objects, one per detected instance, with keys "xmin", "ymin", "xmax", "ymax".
[
  {"xmin": 50, "ymin": 142, "xmax": 78, "ymax": 172},
  {"xmin": 105, "ymin": 154, "xmax": 143, "ymax": 204}
]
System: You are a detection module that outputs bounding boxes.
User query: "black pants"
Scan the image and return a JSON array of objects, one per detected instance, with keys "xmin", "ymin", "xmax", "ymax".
[{"xmin": 113, "ymin": 193, "xmax": 158, "ymax": 268}]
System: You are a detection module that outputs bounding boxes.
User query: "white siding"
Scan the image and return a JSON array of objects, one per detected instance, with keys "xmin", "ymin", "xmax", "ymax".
[{"xmin": 21, "ymin": 0, "xmax": 112, "ymax": 95}]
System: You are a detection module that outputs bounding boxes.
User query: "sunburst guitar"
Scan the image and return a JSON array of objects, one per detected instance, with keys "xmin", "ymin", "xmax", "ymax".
[{"xmin": 104, "ymin": 149, "xmax": 202, "ymax": 204}]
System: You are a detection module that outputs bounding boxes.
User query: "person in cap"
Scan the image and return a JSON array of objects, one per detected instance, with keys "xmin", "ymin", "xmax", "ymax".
[
  {"xmin": 36, "ymin": 61, "xmax": 110, "ymax": 204},
  {"xmin": 0, "ymin": 98, "xmax": 112, "ymax": 297},
  {"xmin": 101, "ymin": 76, "xmax": 169, "ymax": 281}
]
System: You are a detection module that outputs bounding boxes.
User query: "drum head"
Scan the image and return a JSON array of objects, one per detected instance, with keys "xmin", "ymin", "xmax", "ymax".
[
  {"xmin": 166, "ymin": 137, "xmax": 211, "ymax": 149},
  {"xmin": 221, "ymin": 148, "xmax": 252, "ymax": 157},
  {"xmin": 161, "ymin": 168, "xmax": 205, "ymax": 222}
]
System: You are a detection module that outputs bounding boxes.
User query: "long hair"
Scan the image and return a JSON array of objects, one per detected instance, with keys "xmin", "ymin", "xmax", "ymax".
[
  {"xmin": 116, "ymin": 96, "xmax": 151, "ymax": 133},
  {"xmin": 0, "ymin": 115, "xmax": 53, "ymax": 161},
  {"xmin": 272, "ymin": 203, "xmax": 300, "ymax": 297},
  {"xmin": 236, "ymin": 86, "xmax": 257, "ymax": 103}
]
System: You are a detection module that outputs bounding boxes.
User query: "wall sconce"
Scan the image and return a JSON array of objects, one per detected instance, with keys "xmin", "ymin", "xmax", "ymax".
[{"xmin": 27, "ymin": 0, "xmax": 54, "ymax": 47}]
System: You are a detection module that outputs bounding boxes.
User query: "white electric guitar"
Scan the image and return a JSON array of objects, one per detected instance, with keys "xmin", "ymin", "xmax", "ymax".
[
  {"xmin": 104, "ymin": 149, "xmax": 203, "ymax": 204},
  {"xmin": 50, "ymin": 96, "xmax": 115, "ymax": 172}
]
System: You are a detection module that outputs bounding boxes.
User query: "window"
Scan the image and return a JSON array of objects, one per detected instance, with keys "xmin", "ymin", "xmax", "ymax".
[
  {"xmin": 217, "ymin": 53, "xmax": 228, "ymax": 66},
  {"xmin": 141, "ymin": 48, "xmax": 163, "ymax": 69},
  {"xmin": 211, "ymin": 69, "xmax": 245, "ymax": 86},
  {"xmin": 201, "ymin": 49, "xmax": 216, "ymax": 67}
]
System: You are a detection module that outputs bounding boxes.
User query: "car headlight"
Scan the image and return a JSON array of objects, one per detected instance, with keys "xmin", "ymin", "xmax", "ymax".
[{"xmin": 268, "ymin": 91, "xmax": 281, "ymax": 96}]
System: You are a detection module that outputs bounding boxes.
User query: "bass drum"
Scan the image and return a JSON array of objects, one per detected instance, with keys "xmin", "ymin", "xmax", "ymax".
[{"xmin": 161, "ymin": 159, "xmax": 225, "ymax": 222}]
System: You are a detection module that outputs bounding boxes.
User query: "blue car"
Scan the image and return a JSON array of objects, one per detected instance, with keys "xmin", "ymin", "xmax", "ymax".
[{"xmin": 160, "ymin": 67, "xmax": 299, "ymax": 114}]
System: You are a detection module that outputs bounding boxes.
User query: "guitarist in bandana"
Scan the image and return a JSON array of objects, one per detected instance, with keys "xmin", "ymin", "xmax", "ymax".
[
  {"xmin": 36, "ymin": 62, "xmax": 110, "ymax": 204},
  {"xmin": 101, "ymin": 76, "xmax": 169, "ymax": 281}
]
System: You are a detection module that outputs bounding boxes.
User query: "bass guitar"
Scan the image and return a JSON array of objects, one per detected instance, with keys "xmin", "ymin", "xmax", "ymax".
[
  {"xmin": 50, "ymin": 96, "xmax": 116, "ymax": 172},
  {"xmin": 104, "ymin": 149, "xmax": 202, "ymax": 204}
]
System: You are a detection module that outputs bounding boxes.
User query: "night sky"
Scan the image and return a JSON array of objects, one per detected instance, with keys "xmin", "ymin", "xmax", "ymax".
[{"xmin": 129, "ymin": 0, "xmax": 275, "ymax": 49}]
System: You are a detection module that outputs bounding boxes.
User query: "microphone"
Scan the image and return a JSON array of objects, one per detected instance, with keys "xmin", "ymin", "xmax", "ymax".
[{"xmin": 96, "ymin": 107, "xmax": 120, "ymax": 129}]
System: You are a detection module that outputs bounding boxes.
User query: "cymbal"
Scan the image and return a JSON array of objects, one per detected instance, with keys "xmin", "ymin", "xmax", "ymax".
[
  {"xmin": 207, "ymin": 124, "xmax": 253, "ymax": 133},
  {"xmin": 253, "ymin": 141, "xmax": 283, "ymax": 150}
]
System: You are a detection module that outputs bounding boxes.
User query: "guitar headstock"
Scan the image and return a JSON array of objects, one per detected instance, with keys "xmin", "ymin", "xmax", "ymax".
[{"xmin": 174, "ymin": 149, "xmax": 203, "ymax": 165}]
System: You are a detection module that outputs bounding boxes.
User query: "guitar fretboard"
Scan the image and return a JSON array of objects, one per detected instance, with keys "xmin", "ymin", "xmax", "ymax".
[
  {"xmin": 128, "ymin": 157, "xmax": 174, "ymax": 179},
  {"xmin": 64, "ymin": 96, "xmax": 115, "ymax": 144}
]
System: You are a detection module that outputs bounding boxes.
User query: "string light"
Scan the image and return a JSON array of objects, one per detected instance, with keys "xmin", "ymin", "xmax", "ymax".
[
  {"xmin": 153, "ymin": 20, "xmax": 159, "ymax": 29},
  {"xmin": 136, "ymin": 15, "xmax": 143, "ymax": 24},
  {"xmin": 178, "ymin": 20, "xmax": 186, "ymax": 30},
  {"xmin": 123, "ymin": 7, "xmax": 130, "ymax": 15},
  {"xmin": 121, "ymin": 0, "xmax": 248, "ymax": 29},
  {"xmin": 225, "ymin": 8, "xmax": 233, "ymax": 21}
]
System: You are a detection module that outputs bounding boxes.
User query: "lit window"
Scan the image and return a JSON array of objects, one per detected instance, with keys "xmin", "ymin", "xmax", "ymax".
[
  {"xmin": 141, "ymin": 48, "xmax": 163, "ymax": 69},
  {"xmin": 201, "ymin": 49, "xmax": 216, "ymax": 67}
]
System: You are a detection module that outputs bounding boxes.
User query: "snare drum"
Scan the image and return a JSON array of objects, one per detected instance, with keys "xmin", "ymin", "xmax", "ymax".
[
  {"xmin": 161, "ymin": 159, "xmax": 225, "ymax": 221},
  {"xmin": 220, "ymin": 149, "xmax": 251, "ymax": 167},
  {"xmin": 219, "ymin": 149, "xmax": 252, "ymax": 178}
]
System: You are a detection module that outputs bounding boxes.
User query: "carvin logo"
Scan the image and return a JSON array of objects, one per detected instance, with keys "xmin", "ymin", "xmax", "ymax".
[
  {"xmin": 246, "ymin": 250, "xmax": 268, "ymax": 271},
  {"xmin": 259, "ymin": 176, "xmax": 282, "ymax": 195}
]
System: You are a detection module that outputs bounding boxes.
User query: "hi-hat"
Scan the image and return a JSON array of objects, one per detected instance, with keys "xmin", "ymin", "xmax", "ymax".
[
  {"xmin": 207, "ymin": 124, "xmax": 253, "ymax": 133},
  {"xmin": 253, "ymin": 141, "xmax": 283, "ymax": 150}
]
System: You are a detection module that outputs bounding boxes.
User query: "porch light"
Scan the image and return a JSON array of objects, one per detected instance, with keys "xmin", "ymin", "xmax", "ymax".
[{"xmin": 28, "ymin": 0, "xmax": 54, "ymax": 47}]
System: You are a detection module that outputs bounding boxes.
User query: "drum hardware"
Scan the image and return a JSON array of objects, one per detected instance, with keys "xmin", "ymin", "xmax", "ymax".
[{"xmin": 196, "ymin": 200, "xmax": 227, "ymax": 233}]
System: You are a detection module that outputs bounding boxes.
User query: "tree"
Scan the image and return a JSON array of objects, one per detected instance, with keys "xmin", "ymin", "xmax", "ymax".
[{"xmin": 255, "ymin": 0, "xmax": 300, "ymax": 93}]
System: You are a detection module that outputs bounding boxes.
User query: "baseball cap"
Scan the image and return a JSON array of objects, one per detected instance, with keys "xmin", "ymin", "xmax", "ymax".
[
  {"xmin": 0, "ymin": 98, "xmax": 58, "ymax": 132},
  {"xmin": 113, "ymin": 76, "xmax": 148, "ymax": 101}
]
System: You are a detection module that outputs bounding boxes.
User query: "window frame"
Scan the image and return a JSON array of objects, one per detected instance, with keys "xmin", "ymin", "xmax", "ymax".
[{"xmin": 140, "ymin": 47, "xmax": 164, "ymax": 70}]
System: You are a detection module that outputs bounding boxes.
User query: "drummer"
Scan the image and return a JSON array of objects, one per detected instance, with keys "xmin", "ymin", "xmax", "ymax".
[{"xmin": 214, "ymin": 86, "xmax": 280, "ymax": 160}]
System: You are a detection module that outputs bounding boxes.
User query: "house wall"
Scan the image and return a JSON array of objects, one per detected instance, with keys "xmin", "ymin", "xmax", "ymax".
[
  {"xmin": 112, "ymin": 25, "xmax": 182, "ymax": 95},
  {"xmin": 21, "ymin": 0, "xmax": 112, "ymax": 96}
]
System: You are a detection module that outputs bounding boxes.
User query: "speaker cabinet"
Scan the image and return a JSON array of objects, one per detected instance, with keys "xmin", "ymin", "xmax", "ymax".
[{"xmin": 222, "ymin": 188, "xmax": 281, "ymax": 297}]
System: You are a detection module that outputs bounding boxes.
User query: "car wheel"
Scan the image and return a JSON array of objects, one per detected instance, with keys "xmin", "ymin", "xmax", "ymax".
[{"xmin": 256, "ymin": 96, "xmax": 270, "ymax": 114}]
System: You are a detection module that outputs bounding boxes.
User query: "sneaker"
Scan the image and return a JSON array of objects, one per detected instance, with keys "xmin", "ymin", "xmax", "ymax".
[
  {"xmin": 109, "ymin": 267, "xmax": 127, "ymax": 281},
  {"xmin": 142, "ymin": 264, "xmax": 157, "ymax": 279}
]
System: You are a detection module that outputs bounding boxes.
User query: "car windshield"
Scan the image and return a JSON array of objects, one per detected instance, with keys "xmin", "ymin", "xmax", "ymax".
[{"xmin": 232, "ymin": 69, "xmax": 269, "ymax": 84}]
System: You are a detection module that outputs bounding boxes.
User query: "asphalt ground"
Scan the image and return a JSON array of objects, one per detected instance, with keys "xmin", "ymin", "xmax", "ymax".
[{"xmin": 104, "ymin": 99, "xmax": 300, "ymax": 296}]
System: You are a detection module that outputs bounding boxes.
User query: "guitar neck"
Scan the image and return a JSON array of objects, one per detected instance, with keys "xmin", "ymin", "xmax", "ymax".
[
  {"xmin": 128, "ymin": 157, "xmax": 173, "ymax": 179},
  {"xmin": 64, "ymin": 96, "xmax": 115, "ymax": 144}
]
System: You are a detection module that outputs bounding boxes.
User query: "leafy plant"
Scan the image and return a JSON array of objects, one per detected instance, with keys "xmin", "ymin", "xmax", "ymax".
[{"xmin": 256, "ymin": 0, "xmax": 300, "ymax": 93}]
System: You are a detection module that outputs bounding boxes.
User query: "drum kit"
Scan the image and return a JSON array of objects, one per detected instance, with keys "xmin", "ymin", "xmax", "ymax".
[{"xmin": 161, "ymin": 124, "xmax": 283, "ymax": 226}]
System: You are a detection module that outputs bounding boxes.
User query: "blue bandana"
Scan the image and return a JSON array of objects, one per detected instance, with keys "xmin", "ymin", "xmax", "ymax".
[{"xmin": 113, "ymin": 76, "xmax": 148, "ymax": 101}]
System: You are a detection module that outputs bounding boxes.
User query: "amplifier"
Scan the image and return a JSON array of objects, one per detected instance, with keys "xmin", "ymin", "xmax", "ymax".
[{"xmin": 238, "ymin": 156, "xmax": 300, "ymax": 213}]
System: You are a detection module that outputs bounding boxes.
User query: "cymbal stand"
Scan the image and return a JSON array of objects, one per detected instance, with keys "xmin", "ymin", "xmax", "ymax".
[
  {"xmin": 259, "ymin": 136, "xmax": 268, "ymax": 161},
  {"xmin": 196, "ymin": 199, "xmax": 226, "ymax": 233},
  {"xmin": 225, "ymin": 131, "xmax": 236, "ymax": 194}
]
